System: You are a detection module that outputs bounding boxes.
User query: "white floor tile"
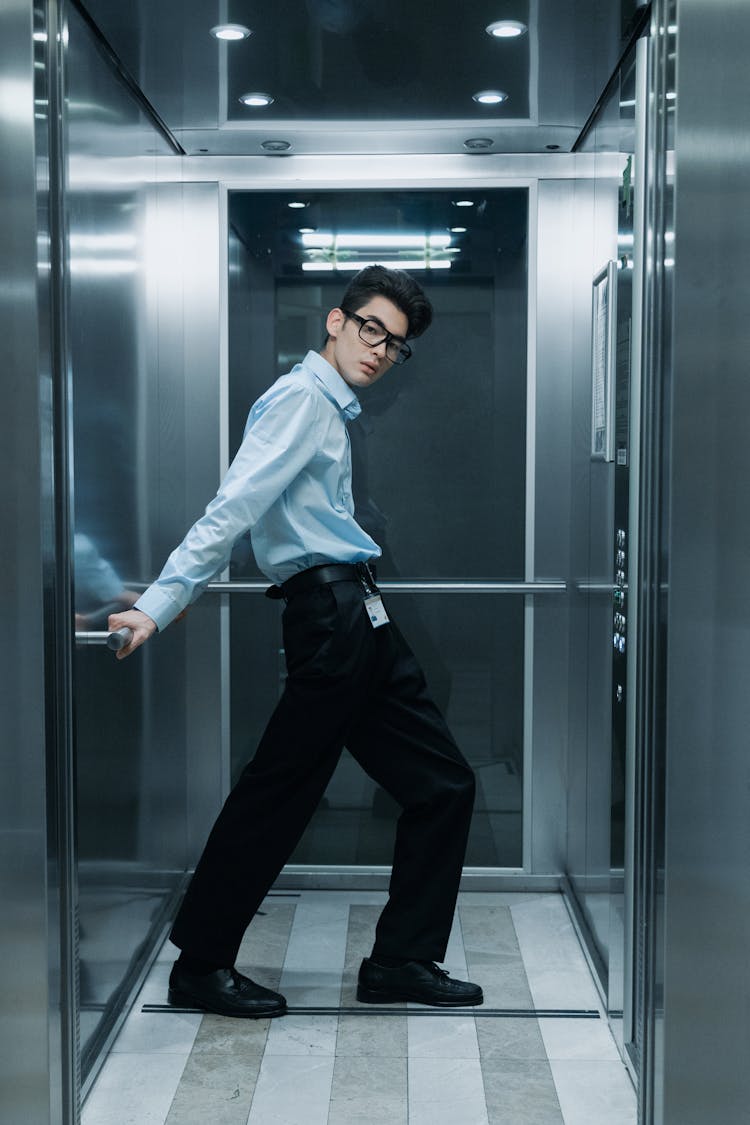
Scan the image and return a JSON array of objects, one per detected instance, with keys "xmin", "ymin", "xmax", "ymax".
[
  {"xmin": 82, "ymin": 1052, "xmax": 187, "ymax": 1125},
  {"xmin": 110, "ymin": 1007, "xmax": 202, "ymax": 1055},
  {"xmin": 278, "ymin": 896, "xmax": 349, "ymax": 1005},
  {"xmin": 407, "ymin": 1014, "xmax": 480, "ymax": 1059},
  {"xmin": 549, "ymin": 1059, "xmax": 637, "ymax": 1125},
  {"xmin": 408, "ymin": 1057, "xmax": 489, "ymax": 1125},
  {"xmin": 409, "ymin": 1100, "xmax": 489, "ymax": 1125},
  {"xmin": 539, "ymin": 1017, "xmax": 622, "ymax": 1062},
  {"xmin": 246, "ymin": 1054, "xmax": 335, "ymax": 1125},
  {"xmin": 511, "ymin": 897, "xmax": 601, "ymax": 1011},
  {"xmin": 264, "ymin": 1013, "xmax": 338, "ymax": 1056}
]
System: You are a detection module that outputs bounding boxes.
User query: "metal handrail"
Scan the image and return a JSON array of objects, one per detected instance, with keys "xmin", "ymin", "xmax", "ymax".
[
  {"xmin": 75, "ymin": 628, "xmax": 133, "ymax": 650},
  {"xmin": 206, "ymin": 580, "xmax": 567, "ymax": 595}
]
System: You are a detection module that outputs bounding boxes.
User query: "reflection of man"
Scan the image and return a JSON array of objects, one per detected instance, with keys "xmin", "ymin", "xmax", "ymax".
[
  {"xmin": 73, "ymin": 533, "xmax": 140, "ymax": 627},
  {"xmin": 110, "ymin": 266, "xmax": 481, "ymax": 1019}
]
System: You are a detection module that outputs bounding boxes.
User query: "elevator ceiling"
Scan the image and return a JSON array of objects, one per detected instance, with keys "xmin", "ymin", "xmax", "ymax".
[{"xmin": 78, "ymin": 0, "xmax": 634, "ymax": 156}]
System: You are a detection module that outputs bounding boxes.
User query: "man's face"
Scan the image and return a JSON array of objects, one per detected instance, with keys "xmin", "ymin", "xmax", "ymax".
[{"xmin": 322, "ymin": 296, "xmax": 409, "ymax": 390}]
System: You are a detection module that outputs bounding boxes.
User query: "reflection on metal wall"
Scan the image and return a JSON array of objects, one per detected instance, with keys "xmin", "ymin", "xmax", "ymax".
[
  {"xmin": 64, "ymin": 3, "xmax": 224, "ymax": 1095},
  {"xmin": 562, "ymin": 29, "xmax": 647, "ymax": 1081},
  {"xmin": 564, "ymin": 122, "xmax": 618, "ymax": 981},
  {"xmin": 0, "ymin": 3, "xmax": 60, "ymax": 1122}
]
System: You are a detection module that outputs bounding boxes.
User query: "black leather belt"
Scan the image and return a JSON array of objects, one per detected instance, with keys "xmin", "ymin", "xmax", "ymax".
[{"xmin": 265, "ymin": 561, "xmax": 378, "ymax": 602}]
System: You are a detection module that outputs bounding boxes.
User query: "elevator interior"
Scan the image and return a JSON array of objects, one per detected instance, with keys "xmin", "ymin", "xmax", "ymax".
[
  {"xmin": 7, "ymin": 0, "xmax": 750, "ymax": 1122},
  {"xmin": 60, "ymin": 0, "xmax": 650, "ymax": 1104}
]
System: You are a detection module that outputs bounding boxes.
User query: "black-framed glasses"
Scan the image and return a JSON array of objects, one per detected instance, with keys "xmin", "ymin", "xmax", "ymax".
[{"xmin": 343, "ymin": 310, "xmax": 412, "ymax": 365}]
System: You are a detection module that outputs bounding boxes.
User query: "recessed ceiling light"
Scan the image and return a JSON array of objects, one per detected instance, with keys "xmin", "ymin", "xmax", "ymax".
[
  {"xmin": 211, "ymin": 24, "xmax": 252, "ymax": 40},
  {"xmin": 473, "ymin": 90, "xmax": 508, "ymax": 105},
  {"xmin": 298, "ymin": 227, "xmax": 316, "ymax": 234},
  {"xmin": 450, "ymin": 227, "xmax": 467, "ymax": 233},
  {"xmin": 288, "ymin": 201, "xmax": 307, "ymax": 209},
  {"xmin": 261, "ymin": 139, "xmax": 291, "ymax": 152},
  {"xmin": 486, "ymin": 20, "xmax": 527, "ymax": 38},
  {"xmin": 239, "ymin": 92, "xmax": 274, "ymax": 107},
  {"xmin": 464, "ymin": 137, "xmax": 494, "ymax": 150},
  {"xmin": 453, "ymin": 200, "xmax": 475, "ymax": 208}
]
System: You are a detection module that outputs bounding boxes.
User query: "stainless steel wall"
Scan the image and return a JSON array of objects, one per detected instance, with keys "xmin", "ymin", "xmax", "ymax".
[
  {"xmin": 658, "ymin": 0, "xmax": 750, "ymax": 1119},
  {"xmin": 64, "ymin": 2, "xmax": 224, "ymax": 1091},
  {"xmin": 0, "ymin": 1, "xmax": 61, "ymax": 1121},
  {"xmin": 564, "ymin": 76, "xmax": 626, "ymax": 980},
  {"xmin": 562, "ymin": 39, "xmax": 647, "ymax": 1076},
  {"xmin": 531, "ymin": 177, "xmax": 609, "ymax": 876},
  {"xmin": 0, "ymin": 1, "xmax": 227, "ymax": 1115}
]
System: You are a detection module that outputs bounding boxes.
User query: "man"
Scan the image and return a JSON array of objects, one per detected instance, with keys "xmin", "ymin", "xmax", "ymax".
[{"xmin": 110, "ymin": 265, "xmax": 482, "ymax": 1018}]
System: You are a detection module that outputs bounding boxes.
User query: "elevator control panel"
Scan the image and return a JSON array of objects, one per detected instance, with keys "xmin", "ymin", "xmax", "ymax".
[{"xmin": 613, "ymin": 527, "xmax": 627, "ymax": 655}]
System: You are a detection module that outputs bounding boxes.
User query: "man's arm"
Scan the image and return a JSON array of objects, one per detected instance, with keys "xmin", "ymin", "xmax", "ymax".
[{"xmin": 112, "ymin": 380, "xmax": 323, "ymax": 658}]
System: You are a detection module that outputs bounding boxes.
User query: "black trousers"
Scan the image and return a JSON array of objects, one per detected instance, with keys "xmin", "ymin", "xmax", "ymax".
[{"xmin": 170, "ymin": 578, "xmax": 476, "ymax": 968}]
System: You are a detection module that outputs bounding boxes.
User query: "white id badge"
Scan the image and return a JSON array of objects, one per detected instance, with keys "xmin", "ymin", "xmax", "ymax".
[{"xmin": 364, "ymin": 594, "xmax": 390, "ymax": 628}]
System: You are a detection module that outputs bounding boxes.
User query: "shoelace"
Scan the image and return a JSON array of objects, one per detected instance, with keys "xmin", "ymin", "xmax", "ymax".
[{"xmin": 419, "ymin": 961, "xmax": 450, "ymax": 980}]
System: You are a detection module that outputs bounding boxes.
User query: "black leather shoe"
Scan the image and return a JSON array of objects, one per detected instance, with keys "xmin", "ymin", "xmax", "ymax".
[
  {"xmin": 168, "ymin": 963, "xmax": 287, "ymax": 1018},
  {"xmin": 357, "ymin": 958, "xmax": 483, "ymax": 1007}
]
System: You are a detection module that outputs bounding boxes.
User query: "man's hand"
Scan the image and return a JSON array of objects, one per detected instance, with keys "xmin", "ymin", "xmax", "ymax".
[{"xmin": 108, "ymin": 608, "xmax": 157, "ymax": 660}]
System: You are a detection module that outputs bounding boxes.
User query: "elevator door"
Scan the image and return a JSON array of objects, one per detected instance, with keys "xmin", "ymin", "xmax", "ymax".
[{"xmin": 225, "ymin": 188, "xmax": 529, "ymax": 868}]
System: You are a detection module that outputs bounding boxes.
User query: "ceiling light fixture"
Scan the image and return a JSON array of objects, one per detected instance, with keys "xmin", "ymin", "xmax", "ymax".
[
  {"xmin": 473, "ymin": 90, "xmax": 508, "ymax": 105},
  {"xmin": 450, "ymin": 227, "xmax": 467, "ymax": 233},
  {"xmin": 301, "ymin": 233, "xmax": 451, "ymax": 250},
  {"xmin": 288, "ymin": 201, "xmax": 307, "ymax": 209},
  {"xmin": 302, "ymin": 260, "xmax": 451, "ymax": 273},
  {"xmin": 486, "ymin": 20, "xmax": 527, "ymax": 38},
  {"xmin": 464, "ymin": 137, "xmax": 494, "ymax": 150},
  {"xmin": 453, "ymin": 200, "xmax": 475, "ymax": 208},
  {"xmin": 211, "ymin": 24, "xmax": 252, "ymax": 40},
  {"xmin": 239, "ymin": 92, "xmax": 274, "ymax": 107}
]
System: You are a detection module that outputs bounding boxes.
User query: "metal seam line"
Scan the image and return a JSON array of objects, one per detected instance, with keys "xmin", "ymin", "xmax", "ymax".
[
  {"xmin": 141, "ymin": 1005, "xmax": 600, "ymax": 1018},
  {"xmin": 206, "ymin": 581, "xmax": 567, "ymax": 594}
]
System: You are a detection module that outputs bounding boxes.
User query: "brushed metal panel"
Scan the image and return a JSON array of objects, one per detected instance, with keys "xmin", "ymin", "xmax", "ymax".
[
  {"xmin": 660, "ymin": 0, "xmax": 750, "ymax": 1120},
  {"xmin": 62, "ymin": 3, "xmax": 222, "ymax": 1097},
  {"xmin": 0, "ymin": 1, "xmax": 56, "ymax": 1121},
  {"xmin": 563, "ymin": 65, "xmax": 623, "ymax": 995},
  {"xmin": 530, "ymin": 179, "xmax": 579, "ymax": 874}
]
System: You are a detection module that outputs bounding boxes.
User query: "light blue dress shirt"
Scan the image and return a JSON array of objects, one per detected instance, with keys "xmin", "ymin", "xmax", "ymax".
[{"xmin": 135, "ymin": 351, "xmax": 381, "ymax": 631}]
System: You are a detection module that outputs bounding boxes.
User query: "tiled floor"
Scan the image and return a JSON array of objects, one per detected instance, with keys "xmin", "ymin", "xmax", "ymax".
[{"xmin": 82, "ymin": 892, "xmax": 636, "ymax": 1125}]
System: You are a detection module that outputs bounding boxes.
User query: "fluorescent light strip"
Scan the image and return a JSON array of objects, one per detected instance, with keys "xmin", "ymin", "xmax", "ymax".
[
  {"xmin": 302, "ymin": 260, "xmax": 451, "ymax": 272},
  {"xmin": 301, "ymin": 233, "xmax": 451, "ymax": 250}
]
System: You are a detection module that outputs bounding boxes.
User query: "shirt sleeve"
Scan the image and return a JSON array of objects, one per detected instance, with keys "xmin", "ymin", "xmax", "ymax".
[{"xmin": 135, "ymin": 381, "xmax": 323, "ymax": 631}]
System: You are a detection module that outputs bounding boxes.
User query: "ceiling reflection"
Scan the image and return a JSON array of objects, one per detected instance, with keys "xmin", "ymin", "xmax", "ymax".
[
  {"xmin": 230, "ymin": 188, "xmax": 528, "ymax": 280},
  {"xmin": 77, "ymin": 0, "xmax": 630, "ymax": 154}
]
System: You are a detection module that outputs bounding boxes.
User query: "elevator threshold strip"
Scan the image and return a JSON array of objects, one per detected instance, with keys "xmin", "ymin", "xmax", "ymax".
[{"xmin": 143, "ymin": 1004, "xmax": 600, "ymax": 1020}]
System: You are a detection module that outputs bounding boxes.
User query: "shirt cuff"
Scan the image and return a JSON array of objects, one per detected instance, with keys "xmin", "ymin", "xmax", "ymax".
[{"xmin": 134, "ymin": 587, "xmax": 184, "ymax": 633}]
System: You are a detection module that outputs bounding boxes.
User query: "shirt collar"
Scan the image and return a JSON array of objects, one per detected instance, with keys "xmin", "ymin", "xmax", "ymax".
[{"xmin": 302, "ymin": 350, "xmax": 361, "ymax": 421}]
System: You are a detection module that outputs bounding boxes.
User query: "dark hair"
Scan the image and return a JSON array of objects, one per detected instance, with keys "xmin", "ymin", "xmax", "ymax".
[{"xmin": 338, "ymin": 265, "xmax": 433, "ymax": 339}]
